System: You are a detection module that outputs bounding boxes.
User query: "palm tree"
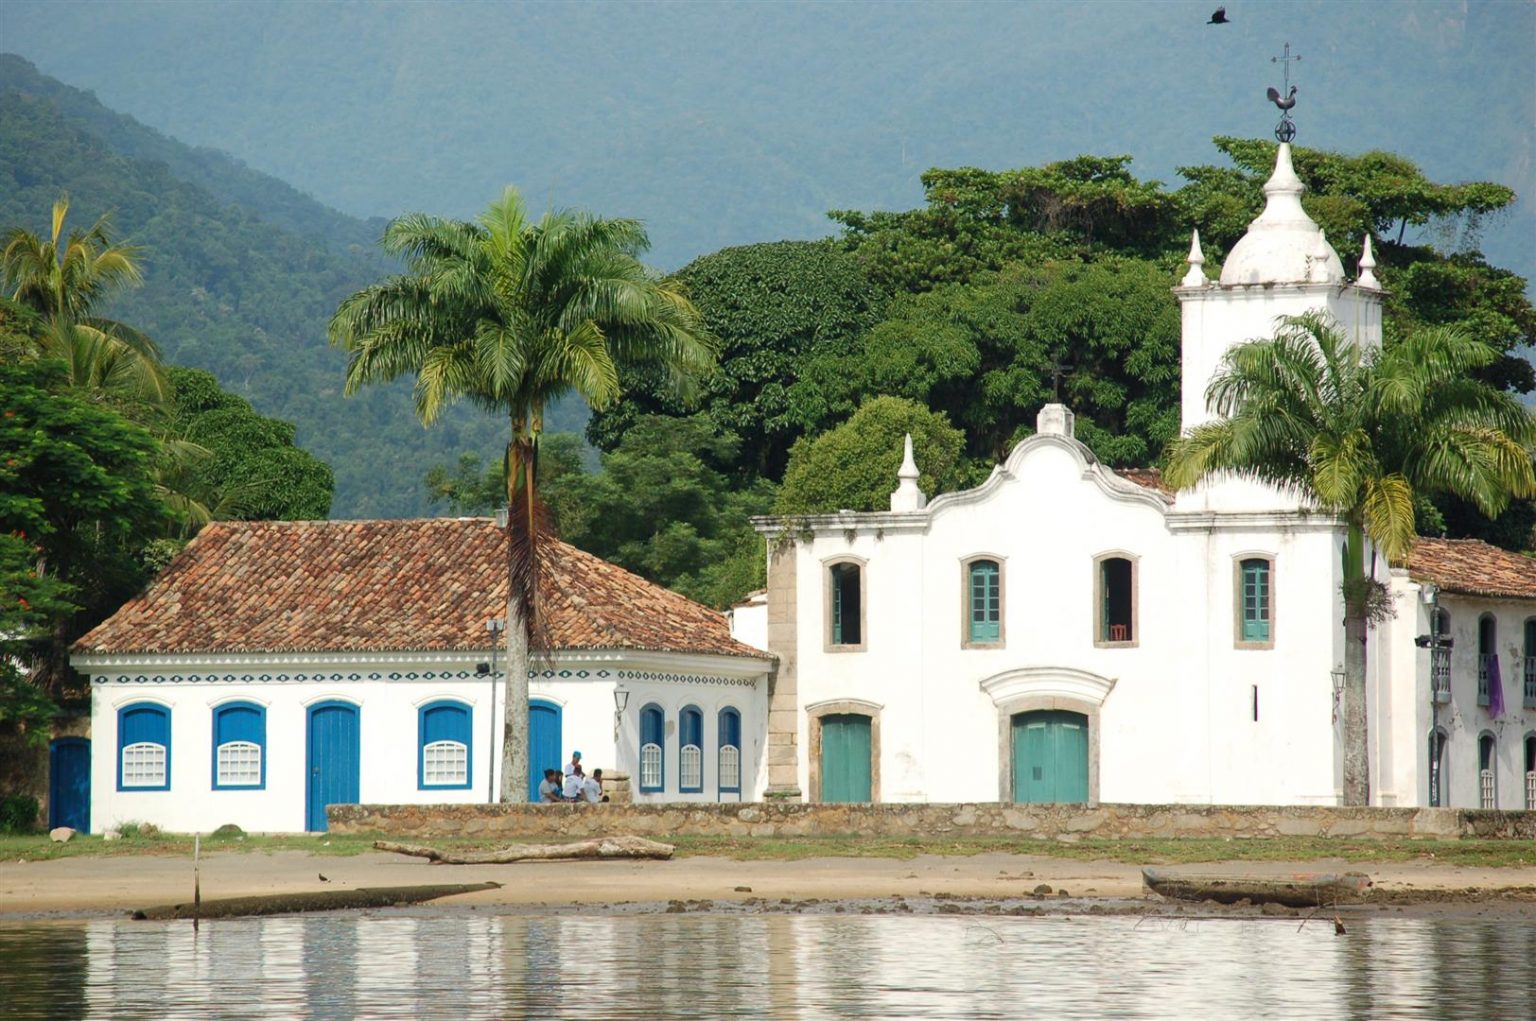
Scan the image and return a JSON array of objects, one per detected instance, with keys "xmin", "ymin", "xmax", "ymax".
[
  {"xmin": 2, "ymin": 194, "xmax": 169, "ymax": 407},
  {"xmin": 1166, "ymin": 311, "xmax": 1536, "ymax": 805},
  {"xmin": 330, "ymin": 185, "xmax": 716, "ymax": 802}
]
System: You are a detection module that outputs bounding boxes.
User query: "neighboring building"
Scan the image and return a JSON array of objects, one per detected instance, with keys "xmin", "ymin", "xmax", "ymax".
[
  {"xmin": 71, "ymin": 519, "xmax": 773, "ymax": 833},
  {"xmin": 738, "ymin": 143, "xmax": 1536, "ymax": 809}
]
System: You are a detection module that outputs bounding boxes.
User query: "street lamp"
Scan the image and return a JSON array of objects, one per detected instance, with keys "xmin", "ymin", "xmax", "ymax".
[
  {"xmin": 613, "ymin": 684, "xmax": 630, "ymax": 742},
  {"xmin": 483, "ymin": 618, "xmax": 505, "ymax": 803}
]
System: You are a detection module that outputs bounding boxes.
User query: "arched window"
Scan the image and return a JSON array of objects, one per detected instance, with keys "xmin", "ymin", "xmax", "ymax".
[
  {"xmin": 718, "ymin": 707, "xmax": 742, "ymax": 795},
  {"xmin": 639, "ymin": 704, "xmax": 664, "ymax": 793},
  {"xmin": 118, "ymin": 703, "xmax": 170, "ymax": 791},
  {"xmin": 1237, "ymin": 557, "xmax": 1273, "ymax": 644},
  {"xmin": 1524, "ymin": 621, "xmax": 1536, "ymax": 708},
  {"xmin": 1094, "ymin": 555, "xmax": 1136, "ymax": 645},
  {"xmin": 1525, "ymin": 734, "xmax": 1536, "ymax": 810},
  {"xmin": 967, "ymin": 559, "xmax": 1002, "ymax": 645},
  {"xmin": 1477, "ymin": 615, "xmax": 1497, "ymax": 707},
  {"xmin": 1428, "ymin": 728, "xmax": 1448, "ymax": 808},
  {"xmin": 212, "ymin": 702, "xmax": 265, "ymax": 789},
  {"xmin": 418, "ymin": 700, "xmax": 472, "ymax": 789},
  {"xmin": 828, "ymin": 562, "xmax": 864, "ymax": 647},
  {"xmin": 679, "ymin": 705, "xmax": 703, "ymax": 793},
  {"xmin": 1478, "ymin": 733, "xmax": 1497, "ymax": 810}
]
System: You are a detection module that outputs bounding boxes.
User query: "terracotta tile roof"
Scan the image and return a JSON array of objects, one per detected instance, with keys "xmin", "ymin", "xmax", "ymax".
[
  {"xmin": 1408, "ymin": 537, "xmax": 1536, "ymax": 601},
  {"xmin": 74, "ymin": 519, "xmax": 769, "ymax": 659},
  {"xmin": 1114, "ymin": 467, "xmax": 1174, "ymax": 499}
]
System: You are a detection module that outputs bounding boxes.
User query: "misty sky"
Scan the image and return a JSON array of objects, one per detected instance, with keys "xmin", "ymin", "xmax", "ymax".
[{"xmin": 2, "ymin": 0, "xmax": 1532, "ymax": 279}]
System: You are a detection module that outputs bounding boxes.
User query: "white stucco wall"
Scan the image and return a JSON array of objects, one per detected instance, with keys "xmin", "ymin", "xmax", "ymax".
[
  {"xmin": 79, "ymin": 649, "xmax": 771, "ymax": 833},
  {"xmin": 777, "ymin": 427, "xmax": 1355, "ymax": 807}
]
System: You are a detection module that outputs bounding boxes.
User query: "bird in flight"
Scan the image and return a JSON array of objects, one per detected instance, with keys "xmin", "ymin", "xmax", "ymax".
[
  {"xmin": 1267, "ymin": 85, "xmax": 1298, "ymax": 110},
  {"xmin": 1208, "ymin": 6, "xmax": 1229, "ymax": 24}
]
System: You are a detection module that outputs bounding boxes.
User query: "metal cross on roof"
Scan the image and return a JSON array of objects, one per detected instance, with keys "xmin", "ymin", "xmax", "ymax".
[{"xmin": 1269, "ymin": 42, "xmax": 1301, "ymax": 143}]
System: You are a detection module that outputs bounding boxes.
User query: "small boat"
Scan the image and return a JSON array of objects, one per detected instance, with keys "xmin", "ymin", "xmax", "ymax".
[{"xmin": 1142, "ymin": 867, "xmax": 1372, "ymax": 908}]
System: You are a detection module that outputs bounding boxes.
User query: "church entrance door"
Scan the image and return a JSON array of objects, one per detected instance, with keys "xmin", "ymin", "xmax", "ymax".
[
  {"xmin": 819, "ymin": 714, "xmax": 872, "ymax": 802},
  {"xmin": 1012, "ymin": 710, "xmax": 1088, "ymax": 804}
]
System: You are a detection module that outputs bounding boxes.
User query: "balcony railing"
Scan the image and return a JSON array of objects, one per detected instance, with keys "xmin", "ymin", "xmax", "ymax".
[
  {"xmin": 1430, "ymin": 647, "xmax": 1452, "ymax": 703},
  {"xmin": 1525, "ymin": 656, "xmax": 1536, "ymax": 708},
  {"xmin": 1479, "ymin": 768, "xmax": 1496, "ymax": 810},
  {"xmin": 1527, "ymin": 770, "xmax": 1536, "ymax": 811},
  {"xmin": 1477, "ymin": 654, "xmax": 1494, "ymax": 706}
]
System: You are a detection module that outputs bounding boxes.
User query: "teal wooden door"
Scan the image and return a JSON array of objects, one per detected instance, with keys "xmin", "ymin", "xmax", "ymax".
[
  {"xmin": 1012, "ymin": 710, "xmax": 1088, "ymax": 804},
  {"xmin": 820, "ymin": 714, "xmax": 872, "ymax": 802},
  {"xmin": 528, "ymin": 701, "xmax": 562, "ymax": 801}
]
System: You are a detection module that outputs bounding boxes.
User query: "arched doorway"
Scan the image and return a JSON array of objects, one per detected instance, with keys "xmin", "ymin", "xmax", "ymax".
[
  {"xmin": 819, "ymin": 714, "xmax": 873, "ymax": 803},
  {"xmin": 528, "ymin": 700, "xmax": 562, "ymax": 801},
  {"xmin": 306, "ymin": 701, "xmax": 360, "ymax": 832},
  {"xmin": 1012, "ymin": 710, "xmax": 1089, "ymax": 804}
]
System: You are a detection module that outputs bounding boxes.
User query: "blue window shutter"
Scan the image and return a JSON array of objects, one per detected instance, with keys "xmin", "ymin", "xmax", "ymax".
[
  {"xmin": 118, "ymin": 704, "xmax": 171, "ymax": 791},
  {"xmin": 1240, "ymin": 559, "xmax": 1270, "ymax": 642},
  {"xmin": 418, "ymin": 701, "xmax": 472, "ymax": 789},
  {"xmin": 212, "ymin": 702, "xmax": 266, "ymax": 789},
  {"xmin": 969, "ymin": 561, "xmax": 1000, "ymax": 643},
  {"xmin": 718, "ymin": 708, "xmax": 741, "ymax": 749},
  {"xmin": 718, "ymin": 707, "xmax": 742, "ymax": 793},
  {"xmin": 640, "ymin": 704, "xmax": 665, "ymax": 792}
]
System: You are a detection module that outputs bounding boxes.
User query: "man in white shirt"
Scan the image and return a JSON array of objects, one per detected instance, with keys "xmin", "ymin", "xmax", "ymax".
[
  {"xmin": 581, "ymin": 768, "xmax": 607, "ymax": 803},
  {"xmin": 562, "ymin": 768, "xmax": 584, "ymax": 800}
]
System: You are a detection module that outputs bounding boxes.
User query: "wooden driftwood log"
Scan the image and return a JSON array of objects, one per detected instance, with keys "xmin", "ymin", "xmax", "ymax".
[
  {"xmin": 374, "ymin": 835, "xmax": 674, "ymax": 864},
  {"xmin": 131, "ymin": 882, "xmax": 503, "ymax": 920}
]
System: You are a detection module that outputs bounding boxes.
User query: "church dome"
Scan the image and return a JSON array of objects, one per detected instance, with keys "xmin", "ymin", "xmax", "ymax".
[{"xmin": 1219, "ymin": 143, "xmax": 1344, "ymax": 286}]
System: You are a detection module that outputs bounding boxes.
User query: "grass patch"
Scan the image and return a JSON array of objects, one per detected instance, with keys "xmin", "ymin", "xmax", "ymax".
[{"xmin": 0, "ymin": 831, "xmax": 385, "ymax": 862}]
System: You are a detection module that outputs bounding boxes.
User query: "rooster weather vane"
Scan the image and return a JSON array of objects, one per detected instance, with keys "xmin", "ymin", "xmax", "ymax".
[{"xmin": 1268, "ymin": 42, "xmax": 1301, "ymax": 142}]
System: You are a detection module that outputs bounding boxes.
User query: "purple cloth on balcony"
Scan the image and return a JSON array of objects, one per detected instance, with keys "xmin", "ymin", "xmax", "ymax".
[{"xmin": 1488, "ymin": 654, "xmax": 1506, "ymax": 719}]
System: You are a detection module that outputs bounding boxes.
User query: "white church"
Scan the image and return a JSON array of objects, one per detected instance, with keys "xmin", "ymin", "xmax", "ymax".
[
  {"xmin": 739, "ymin": 142, "xmax": 1536, "ymax": 812},
  {"xmin": 67, "ymin": 143, "xmax": 1536, "ymax": 834}
]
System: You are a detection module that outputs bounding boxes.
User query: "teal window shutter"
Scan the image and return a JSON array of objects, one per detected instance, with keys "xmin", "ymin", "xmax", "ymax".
[
  {"xmin": 1241, "ymin": 559, "xmax": 1270, "ymax": 642},
  {"xmin": 832, "ymin": 569, "xmax": 844, "ymax": 644},
  {"xmin": 969, "ymin": 561, "xmax": 1000, "ymax": 642}
]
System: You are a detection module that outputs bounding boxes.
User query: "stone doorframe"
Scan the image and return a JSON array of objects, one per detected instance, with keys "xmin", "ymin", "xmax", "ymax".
[
  {"xmin": 979, "ymin": 667, "xmax": 1116, "ymax": 804},
  {"xmin": 805, "ymin": 698, "xmax": 883, "ymax": 803}
]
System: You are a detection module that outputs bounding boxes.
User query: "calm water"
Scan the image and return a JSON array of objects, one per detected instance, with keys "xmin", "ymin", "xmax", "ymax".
[{"xmin": 2, "ymin": 912, "xmax": 1533, "ymax": 1020}]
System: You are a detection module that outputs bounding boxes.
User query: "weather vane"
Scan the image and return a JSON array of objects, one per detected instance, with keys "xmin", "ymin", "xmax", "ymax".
[{"xmin": 1267, "ymin": 42, "xmax": 1300, "ymax": 143}]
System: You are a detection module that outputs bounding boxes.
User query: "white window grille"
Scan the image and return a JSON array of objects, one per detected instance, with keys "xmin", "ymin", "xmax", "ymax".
[
  {"xmin": 216, "ymin": 741, "xmax": 262, "ymax": 786},
  {"xmin": 121, "ymin": 742, "xmax": 166, "ymax": 787},
  {"xmin": 1526, "ymin": 771, "xmax": 1536, "ymax": 811},
  {"xmin": 680, "ymin": 745, "xmax": 702, "ymax": 789},
  {"xmin": 1479, "ymin": 769, "xmax": 1496, "ymax": 810},
  {"xmin": 640, "ymin": 743, "xmax": 662, "ymax": 789},
  {"xmin": 719, "ymin": 745, "xmax": 741, "ymax": 791},
  {"xmin": 422, "ymin": 740, "xmax": 467, "ymax": 786}
]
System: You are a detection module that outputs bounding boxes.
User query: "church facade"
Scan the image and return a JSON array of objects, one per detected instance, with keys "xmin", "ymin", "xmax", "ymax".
[{"xmin": 740, "ymin": 144, "xmax": 1536, "ymax": 810}]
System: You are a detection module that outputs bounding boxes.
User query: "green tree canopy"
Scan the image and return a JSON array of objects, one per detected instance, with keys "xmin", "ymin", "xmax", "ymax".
[
  {"xmin": 588, "ymin": 239, "xmax": 888, "ymax": 479},
  {"xmin": 776, "ymin": 396, "xmax": 968, "ymax": 515}
]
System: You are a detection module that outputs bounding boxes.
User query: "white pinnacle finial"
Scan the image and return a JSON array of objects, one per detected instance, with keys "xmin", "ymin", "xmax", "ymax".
[
  {"xmin": 889, "ymin": 433, "xmax": 927, "ymax": 512},
  {"xmin": 1181, "ymin": 229, "xmax": 1208, "ymax": 287},
  {"xmin": 1357, "ymin": 235, "xmax": 1381, "ymax": 289}
]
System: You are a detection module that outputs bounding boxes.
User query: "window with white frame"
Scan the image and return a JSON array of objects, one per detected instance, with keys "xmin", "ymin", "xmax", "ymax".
[
  {"xmin": 118, "ymin": 703, "xmax": 170, "ymax": 790},
  {"xmin": 640, "ymin": 704, "xmax": 664, "ymax": 793},
  {"xmin": 1095, "ymin": 555, "xmax": 1137, "ymax": 645},
  {"xmin": 966, "ymin": 559, "xmax": 1001, "ymax": 645},
  {"xmin": 679, "ymin": 706, "xmax": 703, "ymax": 792},
  {"xmin": 1237, "ymin": 557, "xmax": 1273, "ymax": 645},
  {"xmin": 718, "ymin": 707, "xmax": 742, "ymax": 794},
  {"xmin": 418, "ymin": 701, "xmax": 472, "ymax": 789},
  {"xmin": 213, "ymin": 702, "xmax": 265, "ymax": 788},
  {"xmin": 1478, "ymin": 733, "xmax": 1497, "ymax": 810},
  {"xmin": 828, "ymin": 561, "xmax": 864, "ymax": 647}
]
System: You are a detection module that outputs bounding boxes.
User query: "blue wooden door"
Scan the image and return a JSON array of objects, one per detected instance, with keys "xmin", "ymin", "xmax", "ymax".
[
  {"xmin": 528, "ymin": 700, "xmax": 562, "ymax": 801},
  {"xmin": 1012, "ymin": 710, "xmax": 1088, "ymax": 804},
  {"xmin": 820, "ymin": 714, "xmax": 872, "ymax": 802},
  {"xmin": 49, "ymin": 737, "xmax": 90, "ymax": 833},
  {"xmin": 307, "ymin": 702, "xmax": 360, "ymax": 831}
]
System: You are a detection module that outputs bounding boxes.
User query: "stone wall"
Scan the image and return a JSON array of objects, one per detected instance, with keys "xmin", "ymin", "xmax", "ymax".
[{"xmin": 329, "ymin": 801, "xmax": 1536, "ymax": 841}]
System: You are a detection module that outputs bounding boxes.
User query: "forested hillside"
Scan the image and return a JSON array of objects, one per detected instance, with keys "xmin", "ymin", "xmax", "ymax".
[{"xmin": 0, "ymin": 58, "xmax": 583, "ymax": 518}]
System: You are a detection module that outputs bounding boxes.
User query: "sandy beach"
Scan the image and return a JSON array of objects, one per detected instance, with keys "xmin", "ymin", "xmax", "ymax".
[{"xmin": 4, "ymin": 848, "xmax": 1534, "ymax": 920}]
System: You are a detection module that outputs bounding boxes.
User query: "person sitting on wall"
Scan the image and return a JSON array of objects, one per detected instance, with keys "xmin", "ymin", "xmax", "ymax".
[
  {"xmin": 581, "ymin": 768, "xmax": 609, "ymax": 803},
  {"xmin": 562, "ymin": 765, "xmax": 585, "ymax": 801},
  {"xmin": 537, "ymin": 768, "xmax": 562, "ymax": 803},
  {"xmin": 565, "ymin": 750, "xmax": 583, "ymax": 778}
]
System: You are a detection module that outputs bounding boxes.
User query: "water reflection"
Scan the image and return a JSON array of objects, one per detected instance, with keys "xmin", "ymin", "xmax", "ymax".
[{"xmin": 2, "ymin": 912, "xmax": 1532, "ymax": 1020}]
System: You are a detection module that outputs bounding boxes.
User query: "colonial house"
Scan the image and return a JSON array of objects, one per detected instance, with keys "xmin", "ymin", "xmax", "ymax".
[
  {"xmin": 737, "ymin": 143, "xmax": 1536, "ymax": 811},
  {"xmin": 70, "ymin": 519, "xmax": 773, "ymax": 833}
]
